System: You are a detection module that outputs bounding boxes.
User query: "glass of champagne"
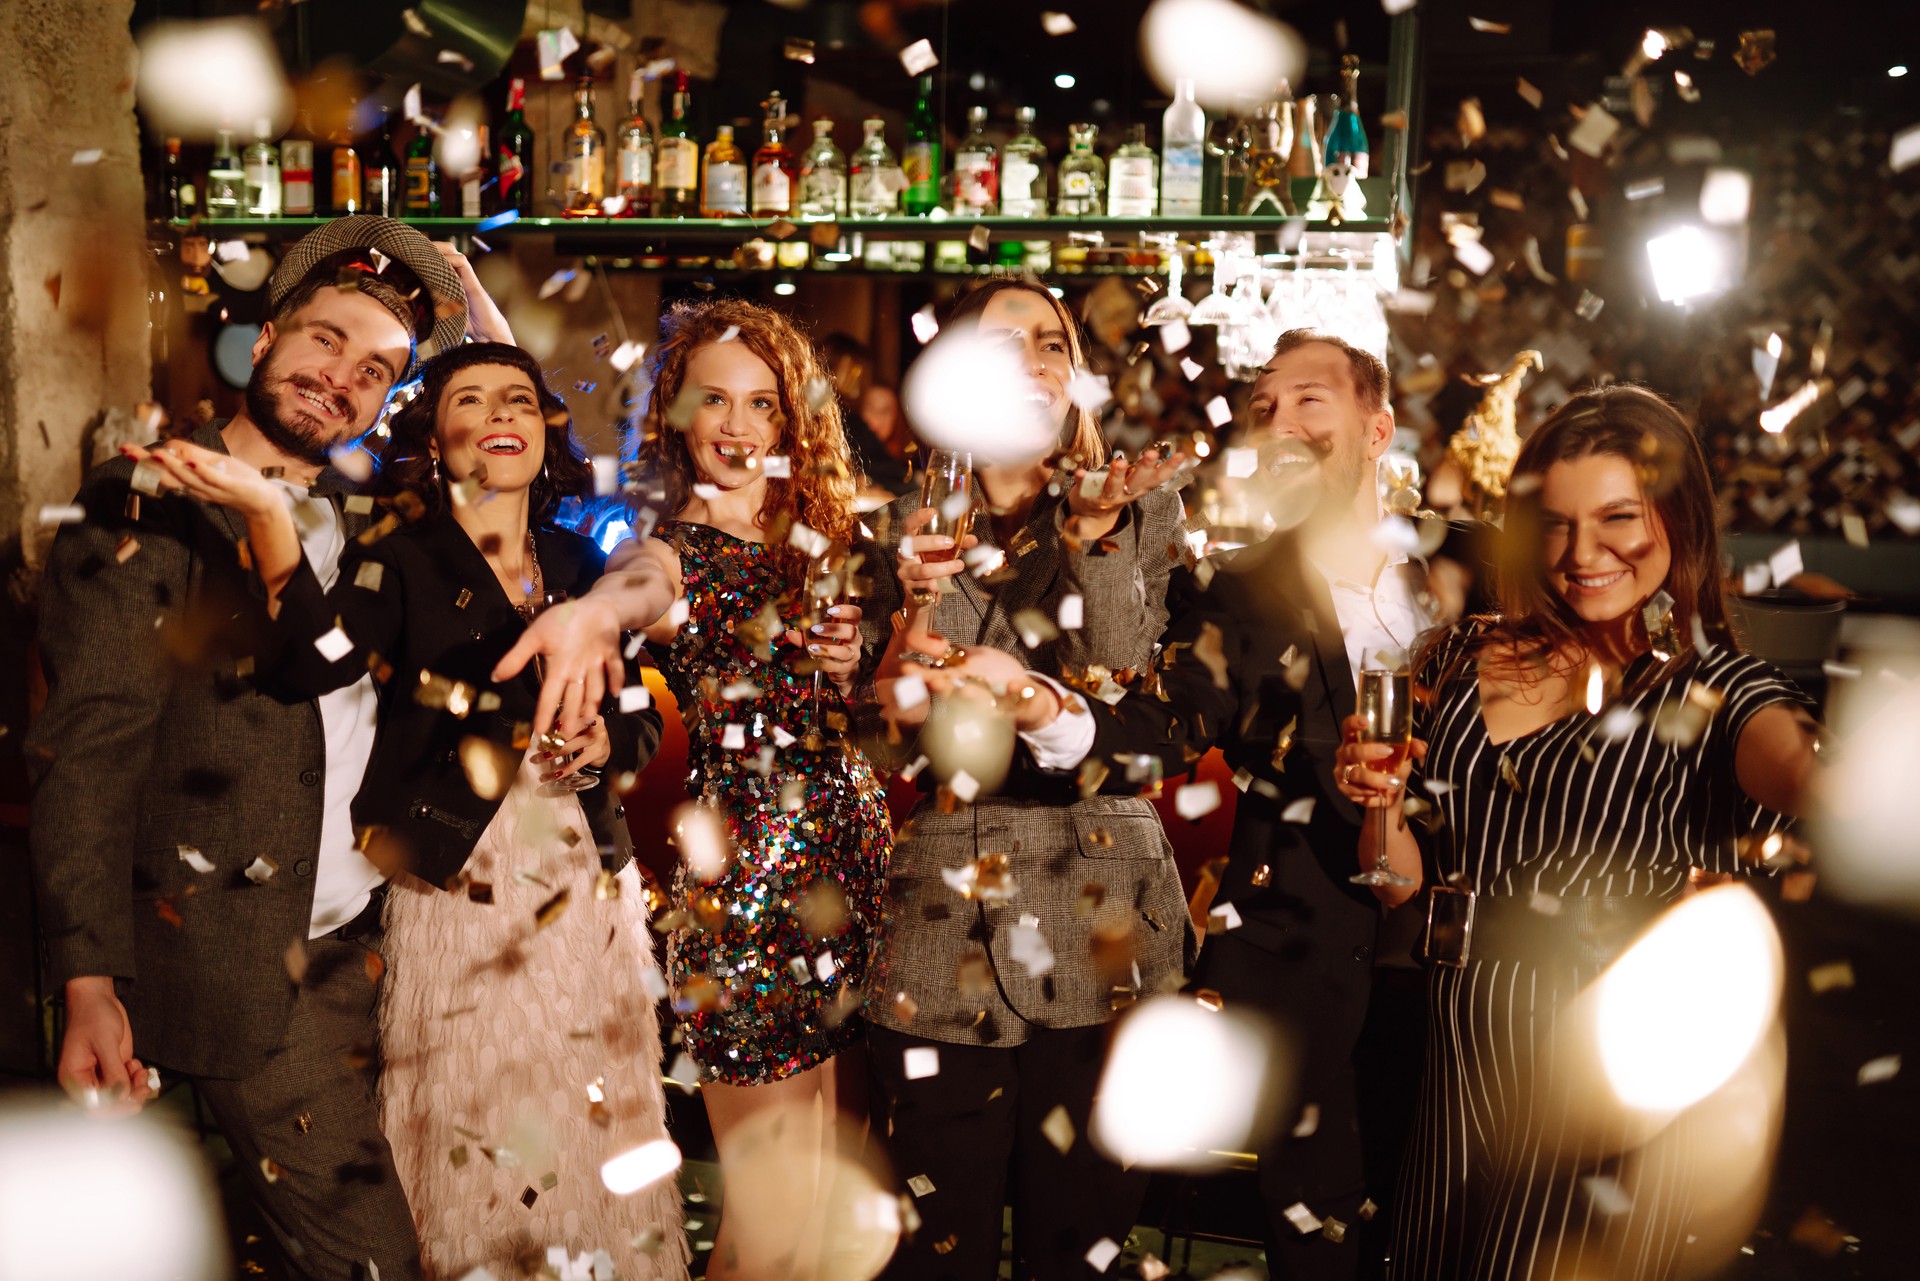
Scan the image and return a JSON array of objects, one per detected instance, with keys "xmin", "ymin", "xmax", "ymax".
[
  {"xmin": 911, "ymin": 449, "xmax": 972, "ymax": 608},
  {"xmin": 1350, "ymin": 664, "xmax": 1414, "ymax": 887}
]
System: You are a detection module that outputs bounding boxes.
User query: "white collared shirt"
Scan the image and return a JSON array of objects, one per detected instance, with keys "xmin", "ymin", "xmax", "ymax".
[{"xmin": 273, "ymin": 482, "xmax": 385, "ymax": 937}]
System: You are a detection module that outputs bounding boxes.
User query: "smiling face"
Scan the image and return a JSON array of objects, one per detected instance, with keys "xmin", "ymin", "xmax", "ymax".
[
  {"xmin": 683, "ymin": 340, "xmax": 785, "ymax": 491},
  {"xmin": 1245, "ymin": 341, "xmax": 1393, "ymax": 523},
  {"xmin": 244, "ymin": 287, "xmax": 413, "ymax": 466},
  {"xmin": 430, "ymin": 363, "xmax": 548, "ymax": 494},
  {"xmin": 1537, "ymin": 452, "xmax": 1673, "ymax": 627},
  {"xmin": 974, "ymin": 288, "xmax": 1074, "ymax": 458}
]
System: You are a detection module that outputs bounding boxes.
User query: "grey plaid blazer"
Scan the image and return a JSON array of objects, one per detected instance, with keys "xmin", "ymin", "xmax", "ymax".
[
  {"xmin": 27, "ymin": 422, "xmax": 367, "ymax": 1080},
  {"xmin": 861, "ymin": 485, "xmax": 1198, "ymax": 1046}
]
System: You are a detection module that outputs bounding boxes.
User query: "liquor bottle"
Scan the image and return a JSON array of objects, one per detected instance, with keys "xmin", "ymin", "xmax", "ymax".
[
  {"xmin": 902, "ymin": 73, "xmax": 941, "ymax": 215},
  {"xmin": 952, "ymin": 105, "xmax": 998, "ymax": 214},
  {"xmin": 281, "ymin": 139, "xmax": 315, "ymax": 216},
  {"xmin": 614, "ymin": 69, "xmax": 653, "ymax": 217},
  {"xmin": 1317, "ymin": 55, "xmax": 1371, "ymax": 220},
  {"xmin": 1001, "ymin": 106, "xmax": 1047, "ymax": 218},
  {"xmin": 1161, "ymin": 78, "xmax": 1205, "ymax": 216},
  {"xmin": 849, "ymin": 118, "xmax": 902, "ymax": 217},
  {"xmin": 243, "ymin": 120, "xmax": 283, "ymax": 217},
  {"xmin": 207, "ymin": 130, "xmax": 244, "ymax": 217},
  {"xmin": 364, "ymin": 117, "xmax": 402, "ymax": 216},
  {"xmin": 163, "ymin": 137, "xmax": 194, "ymax": 220},
  {"xmin": 1107, "ymin": 123, "xmax": 1158, "ymax": 217},
  {"xmin": 1221, "ymin": 101, "xmax": 1253, "ymax": 216},
  {"xmin": 798, "ymin": 119, "xmax": 847, "ymax": 219},
  {"xmin": 1055, "ymin": 122, "xmax": 1103, "ymax": 216},
  {"xmin": 701, "ymin": 124, "xmax": 747, "ymax": 217},
  {"xmin": 751, "ymin": 93, "xmax": 796, "ymax": 217},
  {"xmin": 1201, "ymin": 116, "xmax": 1227, "ymax": 215},
  {"xmin": 1242, "ymin": 92, "xmax": 1295, "ymax": 215},
  {"xmin": 458, "ymin": 124, "xmax": 489, "ymax": 217},
  {"xmin": 330, "ymin": 130, "xmax": 362, "ymax": 214},
  {"xmin": 656, "ymin": 72, "xmax": 699, "ymax": 217},
  {"xmin": 405, "ymin": 122, "xmax": 439, "ymax": 216},
  {"xmin": 497, "ymin": 78, "xmax": 535, "ymax": 215},
  {"xmin": 562, "ymin": 76, "xmax": 607, "ymax": 217}
]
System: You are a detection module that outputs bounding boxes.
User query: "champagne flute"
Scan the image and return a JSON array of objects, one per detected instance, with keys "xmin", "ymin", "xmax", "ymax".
[
  {"xmin": 1350, "ymin": 664, "xmax": 1414, "ymax": 887},
  {"xmin": 911, "ymin": 449, "xmax": 972, "ymax": 608}
]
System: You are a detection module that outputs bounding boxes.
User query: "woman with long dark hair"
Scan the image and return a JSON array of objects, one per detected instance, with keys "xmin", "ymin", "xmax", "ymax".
[
  {"xmin": 863, "ymin": 277, "xmax": 1196, "ymax": 1281},
  {"xmin": 1333, "ymin": 385, "xmax": 1822, "ymax": 1280},
  {"xmin": 120, "ymin": 343, "xmax": 688, "ymax": 1280}
]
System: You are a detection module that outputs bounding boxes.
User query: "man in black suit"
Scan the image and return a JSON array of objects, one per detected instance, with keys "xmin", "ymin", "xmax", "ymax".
[
  {"xmin": 27, "ymin": 219, "xmax": 466, "ymax": 1280},
  {"xmin": 887, "ymin": 330, "xmax": 1487, "ymax": 1280}
]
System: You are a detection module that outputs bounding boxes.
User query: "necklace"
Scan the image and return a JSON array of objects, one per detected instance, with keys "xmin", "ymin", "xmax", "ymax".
[{"xmin": 515, "ymin": 530, "xmax": 544, "ymax": 621}]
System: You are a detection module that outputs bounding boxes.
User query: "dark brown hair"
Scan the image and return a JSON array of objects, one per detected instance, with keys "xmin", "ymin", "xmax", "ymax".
[
  {"xmin": 1449, "ymin": 383, "xmax": 1736, "ymax": 687},
  {"xmin": 1267, "ymin": 328, "xmax": 1389, "ymax": 417},
  {"xmin": 636, "ymin": 298, "xmax": 862, "ymax": 553},
  {"xmin": 378, "ymin": 343, "xmax": 592, "ymax": 522},
  {"xmin": 943, "ymin": 278, "xmax": 1108, "ymax": 465}
]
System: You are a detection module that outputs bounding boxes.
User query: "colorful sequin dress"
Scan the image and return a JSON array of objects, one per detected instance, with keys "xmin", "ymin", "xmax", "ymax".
[{"xmin": 647, "ymin": 521, "xmax": 892, "ymax": 1085}]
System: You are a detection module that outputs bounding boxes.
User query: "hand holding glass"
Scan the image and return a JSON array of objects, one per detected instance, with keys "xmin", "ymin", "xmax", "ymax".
[{"xmin": 1350, "ymin": 666, "xmax": 1414, "ymax": 888}]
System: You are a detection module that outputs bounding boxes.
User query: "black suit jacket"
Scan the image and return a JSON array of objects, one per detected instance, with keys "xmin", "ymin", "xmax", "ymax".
[
  {"xmin": 1075, "ymin": 523, "xmax": 1491, "ymax": 1058},
  {"xmin": 267, "ymin": 509, "xmax": 662, "ymax": 891}
]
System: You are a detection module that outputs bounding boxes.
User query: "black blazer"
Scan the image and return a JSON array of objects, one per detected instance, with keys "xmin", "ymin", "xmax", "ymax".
[
  {"xmin": 268, "ymin": 509, "xmax": 662, "ymax": 891},
  {"xmin": 1071, "ymin": 523, "xmax": 1492, "ymax": 1053}
]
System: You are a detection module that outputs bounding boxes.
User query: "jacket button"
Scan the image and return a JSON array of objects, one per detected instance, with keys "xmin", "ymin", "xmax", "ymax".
[
  {"xmin": 298, "ymin": 769, "xmax": 320, "ymax": 786},
  {"xmin": 470, "ymin": 629, "xmax": 484, "ymax": 641},
  {"xmin": 614, "ymin": 806, "xmax": 626, "ymax": 818},
  {"xmin": 294, "ymin": 859, "xmax": 314, "ymax": 877},
  {"xmin": 1352, "ymin": 945, "xmax": 1371, "ymax": 962}
]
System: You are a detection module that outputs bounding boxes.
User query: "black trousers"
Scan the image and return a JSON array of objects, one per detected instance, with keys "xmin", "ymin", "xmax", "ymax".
[
  {"xmin": 191, "ymin": 932, "xmax": 419, "ymax": 1281},
  {"xmin": 870, "ymin": 1022, "xmax": 1149, "ymax": 1281}
]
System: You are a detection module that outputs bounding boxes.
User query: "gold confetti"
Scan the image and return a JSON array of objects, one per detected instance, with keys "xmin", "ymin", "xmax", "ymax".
[
  {"xmin": 594, "ymin": 869, "xmax": 620, "ymax": 900},
  {"xmin": 457, "ymin": 736, "xmax": 518, "ymax": 800},
  {"xmin": 783, "ymin": 37, "xmax": 816, "ymax": 63},
  {"xmin": 114, "ymin": 534, "xmax": 140, "ymax": 563},
  {"xmin": 1498, "ymin": 752, "xmax": 1523, "ymax": 794},
  {"xmin": 1516, "ymin": 77, "xmax": 1542, "ymax": 108},
  {"xmin": 1251, "ymin": 864, "xmax": 1272, "ymax": 887},
  {"xmin": 1192, "ymin": 622, "xmax": 1230, "ymax": 690},
  {"xmin": 1807, "ymin": 960, "xmax": 1855, "ymax": 994},
  {"xmin": 1734, "ymin": 29, "xmax": 1776, "ymax": 76},
  {"xmin": 1040, "ymin": 1104, "xmax": 1075, "ymax": 1153},
  {"xmin": 1457, "ymin": 98, "xmax": 1486, "ymax": 144},
  {"xmin": 260, "ymin": 1157, "xmax": 285, "ymax": 1183},
  {"xmin": 536, "ymin": 887, "xmax": 570, "ymax": 929},
  {"xmin": 1467, "ymin": 15, "xmax": 1511, "ymax": 34}
]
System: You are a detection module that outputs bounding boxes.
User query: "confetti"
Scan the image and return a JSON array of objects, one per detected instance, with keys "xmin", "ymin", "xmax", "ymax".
[
  {"xmin": 1892, "ymin": 124, "xmax": 1920, "ymax": 175},
  {"xmin": 1808, "ymin": 960, "xmax": 1855, "ymax": 994},
  {"xmin": 1283, "ymin": 1201, "xmax": 1323, "ymax": 1233},
  {"xmin": 314, "ymin": 626, "xmax": 354, "ymax": 662},
  {"xmin": 1583, "ymin": 1175, "xmax": 1633, "ymax": 1216},
  {"xmin": 1010, "ymin": 915, "xmax": 1055, "ymax": 976},
  {"xmin": 1066, "ymin": 370, "xmax": 1112, "ymax": 413},
  {"xmin": 1205, "ymin": 396, "xmax": 1232, "ymax": 427},
  {"xmin": 1859, "ymin": 1055, "xmax": 1901, "ymax": 1086},
  {"xmin": 177, "ymin": 845, "xmax": 215, "ymax": 873},
  {"xmin": 1208, "ymin": 901, "xmax": 1242, "ymax": 932},
  {"xmin": 1175, "ymin": 780, "xmax": 1221, "ymax": 820},
  {"xmin": 906, "ymin": 1174, "xmax": 936, "ymax": 1196},
  {"xmin": 783, "ymin": 38, "xmax": 816, "ymax": 64},
  {"xmin": 1516, "ymin": 76, "xmax": 1542, "ymax": 108},
  {"xmin": 1467, "ymin": 16, "xmax": 1511, "ymax": 34},
  {"xmin": 1281, "ymin": 796, "xmax": 1316, "ymax": 823},
  {"xmin": 1159, "ymin": 318, "xmax": 1192, "ymax": 353},
  {"xmin": 1085, "ymin": 1238, "xmax": 1120, "ymax": 1273},
  {"xmin": 903, "ymin": 1046, "xmax": 941, "ymax": 1080},
  {"xmin": 244, "ymin": 856, "xmax": 277, "ymax": 884},
  {"xmin": 536, "ymin": 27, "xmax": 580, "ymax": 80},
  {"xmin": 1567, "ymin": 103, "xmax": 1621, "ymax": 157},
  {"xmin": 1179, "ymin": 357, "xmax": 1204, "ymax": 380},
  {"xmin": 39, "ymin": 504, "xmax": 86, "ymax": 525},
  {"xmin": 353, "ymin": 561, "xmax": 384, "ymax": 591},
  {"xmin": 1733, "ymin": 29, "xmax": 1775, "ymax": 76},
  {"xmin": 899, "ymin": 39, "xmax": 938, "ymax": 76},
  {"xmin": 1457, "ymin": 98, "xmax": 1486, "ymax": 144},
  {"xmin": 618, "ymin": 685, "xmax": 651, "ymax": 712},
  {"xmin": 1042, "ymin": 11, "xmax": 1077, "ymax": 34}
]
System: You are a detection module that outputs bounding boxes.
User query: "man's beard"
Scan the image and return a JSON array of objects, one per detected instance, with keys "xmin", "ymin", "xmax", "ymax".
[
  {"xmin": 1313, "ymin": 436, "xmax": 1370, "ymax": 525},
  {"xmin": 244, "ymin": 344, "xmax": 358, "ymax": 468}
]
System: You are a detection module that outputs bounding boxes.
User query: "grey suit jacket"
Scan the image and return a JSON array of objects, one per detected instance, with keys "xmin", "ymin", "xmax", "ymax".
[
  {"xmin": 861, "ymin": 485, "xmax": 1198, "ymax": 1046},
  {"xmin": 27, "ymin": 422, "xmax": 367, "ymax": 1080}
]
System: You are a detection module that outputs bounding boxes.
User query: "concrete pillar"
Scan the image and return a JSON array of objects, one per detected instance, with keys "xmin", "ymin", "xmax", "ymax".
[{"xmin": 0, "ymin": 0, "xmax": 152, "ymax": 1071}]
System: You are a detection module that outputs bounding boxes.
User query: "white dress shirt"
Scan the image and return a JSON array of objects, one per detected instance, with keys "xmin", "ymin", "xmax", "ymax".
[{"xmin": 275, "ymin": 482, "xmax": 385, "ymax": 938}]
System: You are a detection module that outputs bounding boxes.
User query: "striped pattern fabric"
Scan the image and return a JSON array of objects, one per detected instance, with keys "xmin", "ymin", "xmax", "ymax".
[{"xmin": 1387, "ymin": 621, "xmax": 1810, "ymax": 1280}]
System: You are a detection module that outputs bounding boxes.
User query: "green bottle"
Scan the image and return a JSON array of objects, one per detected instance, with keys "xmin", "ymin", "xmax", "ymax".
[
  {"xmin": 903, "ymin": 73, "xmax": 941, "ymax": 215},
  {"xmin": 405, "ymin": 126, "xmax": 439, "ymax": 216}
]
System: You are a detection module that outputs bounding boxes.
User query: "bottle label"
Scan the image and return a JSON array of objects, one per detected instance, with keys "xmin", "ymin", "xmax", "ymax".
[
  {"xmin": 851, "ymin": 166, "xmax": 898, "ymax": 213},
  {"xmin": 752, "ymin": 163, "xmax": 791, "ymax": 213},
  {"xmin": 1110, "ymin": 157, "xmax": 1156, "ymax": 208},
  {"xmin": 801, "ymin": 170, "xmax": 845, "ymax": 214},
  {"xmin": 405, "ymin": 158, "xmax": 433, "ymax": 203},
  {"xmin": 498, "ymin": 146, "xmax": 526, "ymax": 199},
  {"xmin": 1062, "ymin": 171, "xmax": 1094, "ymax": 197},
  {"xmin": 659, "ymin": 138, "xmax": 697, "ymax": 190},
  {"xmin": 619, "ymin": 144, "xmax": 652, "ymax": 189},
  {"xmin": 283, "ymin": 177, "xmax": 315, "ymax": 216},
  {"xmin": 332, "ymin": 153, "xmax": 362, "ymax": 211},
  {"xmin": 566, "ymin": 154, "xmax": 603, "ymax": 201},
  {"xmin": 461, "ymin": 176, "xmax": 482, "ymax": 218},
  {"xmin": 955, "ymin": 154, "xmax": 998, "ymax": 208},
  {"xmin": 1003, "ymin": 158, "xmax": 1040, "ymax": 206},
  {"xmin": 1162, "ymin": 145, "xmax": 1204, "ymax": 214},
  {"xmin": 705, "ymin": 161, "xmax": 746, "ymax": 212},
  {"xmin": 903, "ymin": 142, "xmax": 936, "ymax": 197}
]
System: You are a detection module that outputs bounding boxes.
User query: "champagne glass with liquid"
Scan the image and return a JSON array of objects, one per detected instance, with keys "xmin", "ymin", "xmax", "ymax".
[
  {"xmin": 1350, "ymin": 664, "xmax": 1414, "ymax": 887},
  {"xmin": 910, "ymin": 449, "xmax": 973, "ymax": 608}
]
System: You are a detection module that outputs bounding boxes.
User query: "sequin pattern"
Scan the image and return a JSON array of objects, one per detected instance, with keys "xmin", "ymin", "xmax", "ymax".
[{"xmin": 647, "ymin": 521, "xmax": 891, "ymax": 1085}]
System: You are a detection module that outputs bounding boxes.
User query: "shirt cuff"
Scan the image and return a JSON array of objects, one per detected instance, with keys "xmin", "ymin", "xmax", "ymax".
[{"xmin": 1019, "ymin": 672, "xmax": 1097, "ymax": 770}]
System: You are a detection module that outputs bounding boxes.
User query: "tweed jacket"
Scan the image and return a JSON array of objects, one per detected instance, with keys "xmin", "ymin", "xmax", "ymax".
[
  {"xmin": 28, "ymin": 422, "xmax": 375, "ymax": 1079},
  {"xmin": 860, "ymin": 485, "xmax": 1198, "ymax": 1046}
]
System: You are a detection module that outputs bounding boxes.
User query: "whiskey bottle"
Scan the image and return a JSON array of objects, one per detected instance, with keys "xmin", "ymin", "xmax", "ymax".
[
  {"xmin": 702, "ymin": 124, "xmax": 747, "ymax": 217},
  {"xmin": 751, "ymin": 93, "xmax": 796, "ymax": 218},
  {"xmin": 614, "ymin": 69, "xmax": 654, "ymax": 217},
  {"xmin": 656, "ymin": 72, "xmax": 699, "ymax": 217},
  {"xmin": 562, "ymin": 76, "xmax": 607, "ymax": 216}
]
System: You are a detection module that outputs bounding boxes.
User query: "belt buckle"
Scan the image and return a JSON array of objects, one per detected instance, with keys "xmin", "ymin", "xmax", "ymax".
[{"xmin": 1422, "ymin": 885, "xmax": 1476, "ymax": 969}]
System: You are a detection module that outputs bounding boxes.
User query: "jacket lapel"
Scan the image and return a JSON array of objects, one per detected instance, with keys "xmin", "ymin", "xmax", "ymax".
[
  {"xmin": 1251, "ymin": 533, "xmax": 1361, "ymax": 825},
  {"xmin": 190, "ymin": 421, "xmax": 252, "ymax": 549}
]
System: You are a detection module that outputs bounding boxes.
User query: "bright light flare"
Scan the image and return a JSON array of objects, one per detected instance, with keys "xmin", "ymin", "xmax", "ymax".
[
  {"xmin": 672, "ymin": 801, "xmax": 735, "ymax": 882},
  {"xmin": 1759, "ymin": 379, "xmax": 1822, "ymax": 434},
  {"xmin": 1814, "ymin": 657, "xmax": 1920, "ymax": 913},
  {"xmin": 136, "ymin": 18, "xmax": 291, "ymax": 142},
  {"xmin": 600, "ymin": 1138, "xmax": 683, "ymax": 1195},
  {"xmin": 1090, "ymin": 996, "xmax": 1286, "ymax": 1169},
  {"xmin": 1595, "ymin": 885, "xmax": 1782, "ymax": 1113},
  {"xmin": 1645, "ymin": 224, "xmax": 1732, "ymax": 304},
  {"xmin": 903, "ymin": 326, "xmax": 1057, "ymax": 464},
  {"xmin": 1139, "ymin": 0, "xmax": 1306, "ymax": 114},
  {"xmin": 434, "ymin": 95, "xmax": 487, "ymax": 177},
  {"xmin": 1054, "ymin": 72, "xmax": 1077, "ymax": 89},
  {"xmin": 1642, "ymin": 28, "xmax": 1670, "ymax": 60},
  {"xmin": 1585, "ymin": 662, "xmax": 1605, "ymax": 714}
]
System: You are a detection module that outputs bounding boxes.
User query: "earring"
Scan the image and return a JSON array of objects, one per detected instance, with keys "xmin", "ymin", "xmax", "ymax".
[{"xmin": 430, "ymin": 456, "xmax": 440, "ymax": 483}]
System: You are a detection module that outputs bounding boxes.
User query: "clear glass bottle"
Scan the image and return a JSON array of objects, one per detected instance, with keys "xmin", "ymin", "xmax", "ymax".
[
  {"xmin": 751, "ymin": 93, "xmax": 796, "ymax": 217},
  {"xmin": 1243, "ymin": 90, "xmax": 1295, "ymax": 215},
  {"xmin": 849, "ymin": 118, "xmax": 901, "ymax": 218},
  {"xmin": 1107, "ymin": 123, "xmax": 1158, "ymax": 217},
  {"xmin": 614, "ymin": 68, "xmax": 654, "ymax": 217},
  {"xmin": 563, "ymin": 76, "xmax": 607, "ymax": 216},
  {"xmin": 243, "ymin": 119, "xmax": 282, "ymax": 217},
  {"xmin": 702, "ymin": 124, "xmax": 747, "ymax": 217},
  {"xmin": 1055, "ymin": 122, "xmax": 1103, "ymax": 216},
  {"xmin": 656, "ymin": 72, "xmax": 699, "ymax": 217},
  {"xmin": 1001, "ymin": 106, "xmax": 1047, "ymax": 218},
  {"xmin": 952, "ymin": 105, "xmax": 998, "ymax": 214},
  {"xmin": 903, "ymin": 74, "xmax": 941, "ymax": 215},
  {"xmin": 1161, "ymin": 78, "xmax": 1206, "ymax": 216},
  {"xmin": 207, "ymin": 130, "xmax": 244, "ymax": 217},
  {"xmin": 798, "ymin": 119, "xmax": 847, "ymax": 219}
]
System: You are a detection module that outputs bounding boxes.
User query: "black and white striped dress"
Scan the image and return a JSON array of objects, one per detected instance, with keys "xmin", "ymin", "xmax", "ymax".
[{"xmin": 1386, "ymin": 620, "xmax": 1810, "ymax": 1281}]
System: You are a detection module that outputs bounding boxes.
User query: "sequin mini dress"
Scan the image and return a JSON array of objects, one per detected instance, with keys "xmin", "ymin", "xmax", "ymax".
[{"xmin": 648, "ymin": 521, "xmax": 891, "ymax": 1085}]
